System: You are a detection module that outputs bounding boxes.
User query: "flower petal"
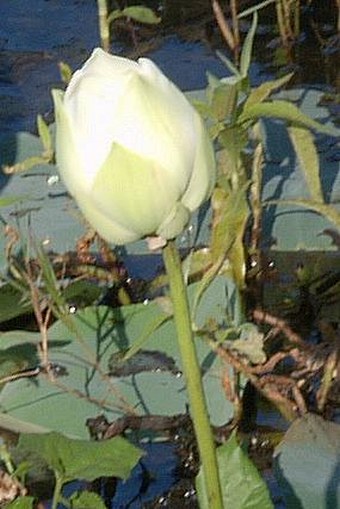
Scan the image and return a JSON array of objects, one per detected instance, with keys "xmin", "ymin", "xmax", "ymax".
[
  {"xmin": 90, "ymin": 142, "xmax": 182, "ymax": 237},
  {"xmin": 181, "ymin": 114, "xmax": 216, "ymax": 212}
]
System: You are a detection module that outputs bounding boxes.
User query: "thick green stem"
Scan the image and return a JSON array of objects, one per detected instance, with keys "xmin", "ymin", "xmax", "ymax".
[
  {"xmin": 51, "ymin": 473, "xmax": 64, "ymax": 509},
  {"xmin": 97, "ymin": 0, "xmax": 110, "ymax": 52},
  {"xmin": 162, "ymin": 241, "xmax": 223, "ymax": 509}
]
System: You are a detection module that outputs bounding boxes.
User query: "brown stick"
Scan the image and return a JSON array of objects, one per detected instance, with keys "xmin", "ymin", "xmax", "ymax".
[{"xmin": 252, "ymin": 308, "xmax": 310, "ymax": 349}]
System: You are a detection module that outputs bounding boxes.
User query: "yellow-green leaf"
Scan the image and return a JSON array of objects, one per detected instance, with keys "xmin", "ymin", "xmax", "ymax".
[
  {"xmin": 244, "ymin": 73, "xmax": 293, "ymax": 110},
  {"xmin": 289, "ymin": 126, "xmax": 323, "ymax": 203},
  {"xmin": 121, "ymin": 6, "xmax": 161, "ymax": 24},
  {"xmin": 238, "ymin": 100, "xmax": 333, "ymax": 133}
]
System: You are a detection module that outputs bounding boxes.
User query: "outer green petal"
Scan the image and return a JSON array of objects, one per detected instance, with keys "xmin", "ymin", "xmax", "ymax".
[
  {"xmin": 91, "ymin": 142, "xmax": 182, "ymax": 237},
  {"xmin": 181, "ymin": 114, "xmax": 216, "ymax": 212},
  {"xmin": 76, "ymin": 197, "xmax": 141, "ymax": 244},
  {"xmin": 156, "ymin": 202, "xmax": 190, "ymax": 240}
]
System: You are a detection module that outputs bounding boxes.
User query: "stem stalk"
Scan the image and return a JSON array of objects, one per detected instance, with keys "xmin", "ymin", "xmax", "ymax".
[{"xmin": 162, "ymin": 240, "xmax": 223, "ymax": 509}]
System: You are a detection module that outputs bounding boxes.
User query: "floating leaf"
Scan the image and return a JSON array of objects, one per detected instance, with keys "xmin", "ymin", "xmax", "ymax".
[
  {"xmin": 274, "ymin": 413, "xmax": 340, "ymax": 509},
  {"xmin": 0, "ymin": 412, "xmax": 50, "ymax": 436},
  {"xmin": 0, "ymin": 279, "xmax": 235, "ymax": 438},
  {"xmin": 266, "ymin": 199, "xmax": 340, "ymax": 228},
  {"xmin": 196, "ymin": 432, "xmax": 274, "ymax": 509}
]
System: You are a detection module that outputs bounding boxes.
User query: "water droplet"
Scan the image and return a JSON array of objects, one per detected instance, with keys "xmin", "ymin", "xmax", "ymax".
[
  {"xmin": 251, "ymin": 436, "xmax": 258, "ymax": 446},
  {"xmin": 184, "ymin": 488, "xmax": 196, "ymax": 498},
  {"xmin": 68, "ymin": 304, "xmax": 77, "ymax": 314},
  {"xmin": 47, "ymin": 175, "xmax": 60, "ymax": 186}
]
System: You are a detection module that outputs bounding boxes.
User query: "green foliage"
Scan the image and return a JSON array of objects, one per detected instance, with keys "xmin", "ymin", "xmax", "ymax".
[
  {"xmin": 238, "ymin": 100, "xmax": 332, "ymax": 133},
  {"xmin": 5, "ymin": 497, "xmax": 35, "ymax": 509},
  {"xmin": 194, "ymin": 12, "xmax": 338, "ymax": 284},
  {"xmin": 196, "ymin": 432, "xmax": 274, "ymax": 509},
  {"xmin": 59, "ymin": 61, "xmax": 73, "ymax": 84},
  {"xmin": 0, "ymin": 196, "xmax": 28, "ymax": 208},
  {"xmin": 108, "ymin": 6, "xmax": 161, "ymax": 25},
  {"xmin": 69, "ymin": 491, "xmax": 107, "ymax": 509},
  {"xmin": 2, "ymin": 116, "xmax": 54, "ymax": 175},
  {"xmin": 0, "ymin": 283, "xmax": 33, "ymax": 324},
  {"xmin": 17, "ymin": 432, "xmax": 142, "ymax": 483},
  {"xmin": 37, "ymin": 115, "xmax": 53, "ymax": 160},
  {"xmin": 14, "ymin": 431, "xmax": 142, "ymax": 509}
]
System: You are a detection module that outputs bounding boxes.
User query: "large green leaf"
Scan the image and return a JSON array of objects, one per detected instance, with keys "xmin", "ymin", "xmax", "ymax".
[
  {"xmin": 18, "ymin": 432, "xmax": 142, "ymax": 482},
  {"xmin": 196, "ymin": 432, "xmax": 274, "ymax": 509},
  {"xmin": 0, "ymin": 277, "xmax": 235, "ymax": 438},
  {"xmin": 274, "ymin": 413, "xmax": 340, "ymax": 509}
]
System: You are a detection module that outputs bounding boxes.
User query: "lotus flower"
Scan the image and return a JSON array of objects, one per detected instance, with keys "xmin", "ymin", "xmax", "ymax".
[{"xmin": 52, "ymin": 48, "xmax": 215, "ymax": 245}]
